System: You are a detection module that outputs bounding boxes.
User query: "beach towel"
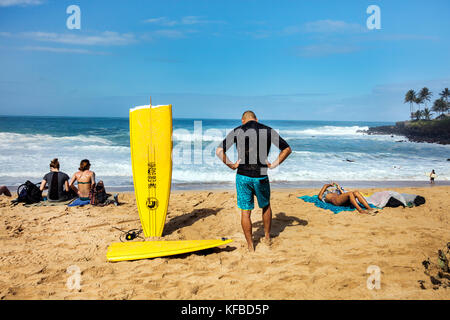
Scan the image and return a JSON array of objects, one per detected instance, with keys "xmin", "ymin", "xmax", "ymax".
[
  {"xmin": 298, "ymin": 195, "xmax": 376, "ymax": 214},
  {"xmin": 68, "ymin": 198, "xmax": 91, "ymax": 207}
]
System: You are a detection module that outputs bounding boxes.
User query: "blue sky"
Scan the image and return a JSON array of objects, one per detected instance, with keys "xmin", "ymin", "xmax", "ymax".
[{"xmin": 0, "ymin": 0, "xmax": 449, "ymax": 121}]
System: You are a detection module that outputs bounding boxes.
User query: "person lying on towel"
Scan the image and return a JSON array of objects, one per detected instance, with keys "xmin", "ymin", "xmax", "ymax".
[{"xmin": 318, "ymin": 182, "xmax": 378, "ymax": 215}]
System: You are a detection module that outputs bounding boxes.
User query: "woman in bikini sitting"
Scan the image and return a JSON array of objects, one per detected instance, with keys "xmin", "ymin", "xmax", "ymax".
[
  {"xmin": 69, "ymin": 159, "xmax": 96, "ymax": 201},
  {"xmin": 318, "ymin": 181, "xmax": 377, "ymax": 215}
]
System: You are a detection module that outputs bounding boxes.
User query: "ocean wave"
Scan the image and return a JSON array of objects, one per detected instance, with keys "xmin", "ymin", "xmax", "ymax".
[
  {"xmin": 280, "ymin": 126, "xmax": 369, "ymax": 137},
  {"xmin": 0, "ymin": 132, "xmax": 113, "ymax": 145},
  {"xmin": 173, "ymin": 131, "xmax": 224, "ymax": 142},
  {"xmin": 0, "ymin": 126, "xmax": 449, "ymax": 186}
]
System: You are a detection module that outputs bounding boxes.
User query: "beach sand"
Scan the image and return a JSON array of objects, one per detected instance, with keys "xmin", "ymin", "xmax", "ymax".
[{"xmin": 0, "ymin": 186, "xmax": 449, "ymax": 300}]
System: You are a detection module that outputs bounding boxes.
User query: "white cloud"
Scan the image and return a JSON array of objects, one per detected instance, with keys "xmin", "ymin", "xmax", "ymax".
[
  {"xmin": 152, "ymin": 29, "xmax": 197, "ymax": 39},
  {"xmin": 245, "ymin": 20, "xmax": 365, "ymax": 39},
  {"xmin": 151, "ymin": 29, "xmax": 185, "ymax": 39},
  {"xmin": 143, "ymin": 17, "xmax": 177, "ymax": 26},
  {"xmin": 180, "ymin": 16, "xmax": 224, "ymax": 25},
  {"xmin": 0, "ymin": 0, "xmax": 43, "ymax": 7},
  {"xmin": 294, "ymin": 44, "xmax": 360, "ymax": 57},
  {"xmin": 21, "ymin": 46, "xmax": 109, "ymax": 55},
  {"xmin": 20, "ymin": 31, "xmax": 136, "ymax": 46},
  {"xmin": 143, "ymin": 16, "xmax": 224, "ymax": 26},
  {"xmin": 302, "ymin": 20, "xmax": 366, "ymax": 34}
]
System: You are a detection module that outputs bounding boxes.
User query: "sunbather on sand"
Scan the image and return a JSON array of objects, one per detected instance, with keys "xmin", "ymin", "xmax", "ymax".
[
  {"xmin": 69, "ymin": 159, "xmax": 96, "ymax": 201},
  {"xmin": 318, "ymin": 182, "xmax": 377, "ymax": 215}
]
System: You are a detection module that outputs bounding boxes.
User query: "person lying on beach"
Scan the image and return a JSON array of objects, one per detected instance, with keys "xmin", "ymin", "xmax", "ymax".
[
  {"xmin": 318, "ymin": 182, "xmax": 377, "ymax": 215},
  {"xmin": 39, "ymin": 158, "xmax": 73, "ymax": 201},
  {"xmin": 69, "ymin": 159, "xmax": 96, "ymax": 202},
  {"xmin": 216, "ymin": 110, "xmax": 292, "ymax": 252},
  {"xmin": 0, "ymin": 186, "xmax": 11, "ymax": 197}
]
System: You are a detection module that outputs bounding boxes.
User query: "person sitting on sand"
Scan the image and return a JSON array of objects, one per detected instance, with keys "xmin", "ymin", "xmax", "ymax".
[
  {"xmin": 39, "ymin": 158, "xmax": 72, "ymax": 201},
  {"xmin": 0, "ymin": 186, "xmax": 11, "ymax": 197},
  {"xmin": 318, "ymin": 182, "xmax": 377, "ymax": 215},
  {"xmin": 69, "ymin": 159, "xmax": 96, "ymax": 201}
]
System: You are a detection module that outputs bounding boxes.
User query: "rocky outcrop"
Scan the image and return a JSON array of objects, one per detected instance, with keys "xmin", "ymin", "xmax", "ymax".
[{"xmin": 362, "ymin": 118, "xmax": 450, "ymax": 145}]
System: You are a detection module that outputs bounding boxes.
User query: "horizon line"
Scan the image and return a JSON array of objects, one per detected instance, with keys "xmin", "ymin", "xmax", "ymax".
[{"xmin": 0, "ymin": 114, "xmax": 396, "ymax": 123}]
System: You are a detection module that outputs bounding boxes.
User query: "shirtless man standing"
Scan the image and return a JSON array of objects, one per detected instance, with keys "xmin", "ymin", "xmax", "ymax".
[{"xmin": 69, "ymin": 159, "xmax": 96, "ymax": 201}]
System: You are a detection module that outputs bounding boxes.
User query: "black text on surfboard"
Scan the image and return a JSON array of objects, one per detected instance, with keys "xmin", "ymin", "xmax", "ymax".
[{"xmin": 147, "ymin": 162, "xmax": 156, "ymax": 189}]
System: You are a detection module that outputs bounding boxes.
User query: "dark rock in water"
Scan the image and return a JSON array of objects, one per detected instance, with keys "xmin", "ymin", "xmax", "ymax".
[
  {"xmin": 345, "ymin": 159, "xmax": 355, "ymax": 163},
  {"xmin": 364, "ymin": 118, "xmax": 450, "ymax": 145},
  {"xmin": 447, "ymin": 159, "xmax": 450, "ymax": 161}
]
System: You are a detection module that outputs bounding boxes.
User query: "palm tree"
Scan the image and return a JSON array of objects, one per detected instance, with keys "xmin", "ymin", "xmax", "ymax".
[
  {"xmin": 418, "ymin": 87, "xmax": 432, "ymax": 111},
  {"xmin": 440, "ymin": 88, "xmax": 449, "ymax": 114},
  {"xmin": 422, "ymin": 108, "xmax": 432, "ymax": 120},
  {"xmin": 404, "ymin": 90, "xmax": 417, "ymax": 120},
  {"xmin": 413, "ymin": 110, "xmax": 422, "ymax": 121},
  {"xmin": 432, "ymin": 98, "xmax": 447, "ymax": 117},
  {"xmin": 440, "ymin": 88, "xmax": 449, "ymax": 104}
]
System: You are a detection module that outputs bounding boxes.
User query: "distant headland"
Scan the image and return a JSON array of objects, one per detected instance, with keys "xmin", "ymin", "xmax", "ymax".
[{"xmin": 361, "ymin": 87, "xmax": 450, "ymax": 145}]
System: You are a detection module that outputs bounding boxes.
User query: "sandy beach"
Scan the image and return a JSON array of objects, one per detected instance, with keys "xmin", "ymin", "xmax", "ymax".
[{"xmin": 0, "ymin": 185, "xmax": 448, "ymax": 300}]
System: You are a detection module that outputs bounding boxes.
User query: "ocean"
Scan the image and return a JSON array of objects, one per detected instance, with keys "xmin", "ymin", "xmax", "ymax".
[{"xmin": 0, "ymin": 116, "xmax": 449, "ymax": 190}]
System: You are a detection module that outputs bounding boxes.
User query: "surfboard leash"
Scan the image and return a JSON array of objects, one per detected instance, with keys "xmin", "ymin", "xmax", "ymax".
[{"xmin": 112, "ymin": 227, "xmax": 144, "ymax": 242}]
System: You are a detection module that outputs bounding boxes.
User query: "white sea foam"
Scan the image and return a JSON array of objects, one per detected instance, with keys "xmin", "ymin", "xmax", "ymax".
[
  {"xmin": 281, "ymin": 126, "xmax": 369, "ymax": 136},
  {"xmin": 0, "ymin": 128, "xmax": 448, "ymax": 187}
]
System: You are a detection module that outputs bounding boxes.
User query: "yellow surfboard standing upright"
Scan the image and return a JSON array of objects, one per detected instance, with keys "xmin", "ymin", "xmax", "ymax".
[{"xmin": 129, "ymin": 104, "xmax": 172, "ymax": 237}]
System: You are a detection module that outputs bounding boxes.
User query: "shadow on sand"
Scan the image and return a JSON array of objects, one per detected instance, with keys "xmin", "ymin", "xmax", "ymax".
[
  {"xmin": 252, "ymin": 212, "xmax": 308, "ymax": 246},
  {"xmin": 165, "ymin": 245, "xmax": 237, "ymax": 260},
  {"xmin": 163, "ymin": 208, "xmax": 222, "ymax": 236}
]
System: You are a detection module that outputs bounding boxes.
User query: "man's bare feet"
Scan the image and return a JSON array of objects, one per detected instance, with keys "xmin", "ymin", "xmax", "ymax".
[{"xmin": 260, "ymin": 237, "xmax": 272, "ymax": 246}]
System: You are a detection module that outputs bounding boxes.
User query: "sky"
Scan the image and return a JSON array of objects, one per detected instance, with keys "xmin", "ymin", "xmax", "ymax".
[{"xmin": 0, "ymin": 0, "xmax": 449, "ymax": 121}]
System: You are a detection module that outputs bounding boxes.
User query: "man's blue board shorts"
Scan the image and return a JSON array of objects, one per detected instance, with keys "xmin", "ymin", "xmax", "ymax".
[{"xmin": 236, "ymin": 174, "xmax": 270, "ymax": 210}]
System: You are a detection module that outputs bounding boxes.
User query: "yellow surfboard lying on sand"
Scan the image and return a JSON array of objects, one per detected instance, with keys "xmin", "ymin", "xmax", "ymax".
[
  {"xmin": 107, "ymin": 238, "xmax": 233, "ymax": 262},
  {"xmin": 130, "ymin": 104, "xmax": 173, "ymax": 237}
]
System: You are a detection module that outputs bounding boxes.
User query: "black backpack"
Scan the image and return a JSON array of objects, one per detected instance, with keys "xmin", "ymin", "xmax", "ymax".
[
  {"xmin": 17, "ymin": 181, "xmax": 43, "ymax": 204},
  {"xmin": 414, "ymin": 196, "xmax": 426, "ymax": 207},
  {"xmin": 90, "ymin": 183, "xmax": 108, "ymax": 206}
]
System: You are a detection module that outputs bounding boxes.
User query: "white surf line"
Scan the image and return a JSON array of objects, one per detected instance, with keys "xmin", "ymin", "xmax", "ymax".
[{"xmin": 130, "ymin": 105, "xmax": 168, "ymax": 112}]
